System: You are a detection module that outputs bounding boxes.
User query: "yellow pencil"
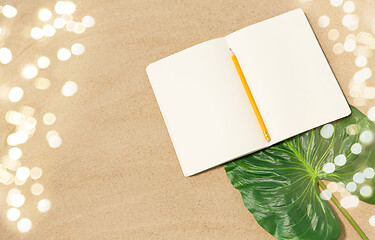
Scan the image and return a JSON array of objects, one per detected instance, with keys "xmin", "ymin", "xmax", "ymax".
[{"xmin": 230, "ymin": 49, "xmax": 271, "ymax": 142}]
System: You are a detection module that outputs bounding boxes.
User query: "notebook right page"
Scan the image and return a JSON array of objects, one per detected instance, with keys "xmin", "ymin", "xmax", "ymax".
[{"xmin": 225, "ymin": 9, "xmax": 351, "ymax": 144}]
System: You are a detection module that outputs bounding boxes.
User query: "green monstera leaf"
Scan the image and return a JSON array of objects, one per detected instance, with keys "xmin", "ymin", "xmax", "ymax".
[{"xmin": 225, "ymin": 106, "xmax": 374, "ymax": 240}]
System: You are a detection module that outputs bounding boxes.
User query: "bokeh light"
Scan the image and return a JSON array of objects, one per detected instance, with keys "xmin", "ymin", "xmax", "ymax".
[
  {"xmin": 327, "ymin": 182, "xmax": 339, "ymax": 192},
  {"xmin": 43, "ymin": 24, "xmax": 56, "ymax": 37},
  {"xmin": 48, "ymin": 135, "xmax": 62, "ymax": 148},
  {"xmin": 346, "ymin": 182, "xmax": 357, "ymax": 192},
  {"xmin": 55, "ymin": 1, "xmax": 65, "ymax": 14},
  {"xmin": 320, "ymin": 124, "xmax": 334, "ymax": 138},
  {"xmin": 31, "ymin": 183, "xmax": 44, "ymax": 196},
  {"xmin": 54, "ymin": 17, "xmax": 65, "ymax": 29},
  {"xmin": 360, "ymin": 130, "xmax": 374, "ymax": 145},
  {"xmin": 354, "ymin": 45, "xmax": 371, "ymax": 57},
  {"xmin": 337, "ymin": 182, "xmax": 346, "ymax": 192},
  {"xmin": 328, "ymin": 29, "xmax": 340, "ymax": 41},
  {"xmin": 343, "ymin": 1, "xmax": 355, "ymax": 13},
  {"xmin": 334, "ymin": 154, "xmax": 346, "ymax": 166},
  {"xmin": 23, "ymin": 117, "xmax": 37, "ymax": 131},
  {"xmin": 360, "ymin": 186, "xmax": 372, "ymax": 197},
  {"xmin": 333, "ymin": 43, "xmax": 344, "ymax": 54},
  {"xmin": 20, "ymin": 106, "xmax": 35, "ymax": 117},
  {"xmin": 351, "ymin": 143, "xmax": 362, "ymax": 154},
  {"xmin": 71, "ymin": 43, "xmax": 85, "ymax": 55},
  {"xmin": 46, "ymin": 130, "xmax": 59, "ymax": 141},
  {"xmin": 82, "ymin": 16, "xmax": 95, "ymax": 28},
  {"xmin": 73, "ymin": 22, "xmax": 85, "ymax": 34},
  {"xmin": 22, "ymin": 65, "xmax": 38, "ymax": 79},
  {"xmin": 55, "ymin": 1, "xmax": 76, "ymax": 15},
  {"xmin": 9, "ymin": 147, "xmax": 22, "ymax": 160},
  {"xmin": 66, "ymin": 20, "xmax": 76, "ymax": 32},
  {"xmin": 7, "ymin": 130, "xmax": 29, "ymax": 146},
  {"xmin": 2, "ymin": 5, "xmax": 17, "ymax": 18},
  {"xmin": 46, "ymin": 130, "xmax": 62, "ymax": 148},
  {"xmin": 363, "ymin": 168, "xmax": 375, "ymax": 179},
  {"xmin": 35, "ymin": 77, "xmax": 51, "ymax": 90},
  {"xmin": 323, "ymin": 162, "xmax": 335, "ymax": 173},
  {"xmin": 0, "ymin": 47, "xmax": 12, "ymax": 64},
  {"xmin": 353, "ymin": 172, "xmax": 365, "ymax": 183},
  {"xmin": 353, "ymin": 68, "xmax": 372, "ymax": 83},
  {"xmin": 17, "ymin": 218, "xmax": 32, "ymax": 233},
  {"xmin": 320, "ymin": 189, "xmax": 332, "ymax": 200},
  {"xmin": 6, "ymin": 188, "xmax": 20, "ymax": 206},
  {"xmin": 64, "ymin": 1, "xmax": 76, "ymax": 14},
  {"xmin": 14, "ymin": 177, "xmax": 26, "ymax": 186},
  {"xmin": 6, "ymin": 111, "xmax": 26, "ymax": 125},
  {"xmin": 344, "ymin": 39, "xmax": 356, "ymax": 52},
  {"xmin": 330, "ymin": 0, "xmax": 343, "ymax": 7},
  {"xmin": 43, "ymin": 113, "xmax": 56, "ymax": 125},
  {"xmin": 370, "ymin": 215, "xmax": 375, "ymax": 227},
  {"xmin": 8, "ymin": 87, "xmax": 23, "ymax": 103},
  {"xmin": 368, "ymin": 107, "xmax": 375, "ymax": 121},
  {"xmin": 62, "ymin": 81, "xmax": 78, "ymax": 96},
  {"xmin": 11, "ymin": 193, "xmax": 25, "ymax": 207},
  {"xmin": 30, "ymin": 167, "xmax": 43, "ymax": 180},
  {"xmin": 57, "ymin": 48, "xmax": 71, "ymax": 61},
  {"xmin": 2, "ymin": 172, "xmax": 14, "ymax": 186},
  {"xmin": 7, "ymin": 208, "xmax": 20, "ymax": 222},
  {"xmin": 355, "ymin": 56, "xmax": 367, "ymax": 67},
  {"xmin": 16, "ymin": 166, "xmax": 30, "ymax": 181},
  {"xmin": 37, "ymin": 56, "xmax": 50, "ymax": 69},
  {"xmin": 340, "ymin": 195, "xmax": 359, "ymax": 208},
  {"xmin": 4, "ymin": 159, "xmax": 21, "ymax": 172},
  {"xmin": 318, "ymin": 15, "xmax": 330, "ymax": 28},
  {"xmin": 39, "ymin": 8, "xmax": 52, "ymax": 21},
  {"xmin": 30, "ymin": 27, "xmax": 44, "ymax": 40},
  {"xmin": 38, "ymin": 199, "xmax": 51, "ymax": 213},
  {"xmin": 342, "ymin": 14, "xmax": 356, "ymax": 28}
]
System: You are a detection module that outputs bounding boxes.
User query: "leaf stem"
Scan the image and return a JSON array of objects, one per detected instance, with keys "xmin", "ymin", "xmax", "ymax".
[{"xmin": 318, "ymin": 180, "xmax": 369, "ymax": 240}]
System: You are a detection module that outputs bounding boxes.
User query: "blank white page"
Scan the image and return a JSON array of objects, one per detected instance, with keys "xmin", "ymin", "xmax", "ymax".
[
  {"xmin": 146, "ymin": 38, "xmax": 268, "ymax": 176},
  {"xmin": 225, "ymin": 9, "xmax": 351, "ymax": 144}
]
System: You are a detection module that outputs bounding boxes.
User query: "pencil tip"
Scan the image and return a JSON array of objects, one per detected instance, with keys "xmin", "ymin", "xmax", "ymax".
[{"xmin": 267, "ymin": 139, "xmax": 271, "ymax": 142}]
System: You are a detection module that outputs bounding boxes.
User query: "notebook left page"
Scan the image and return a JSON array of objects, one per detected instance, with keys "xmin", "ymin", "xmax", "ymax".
[{"xmin": 146, "ymin": 38, "xmax": 267, "ymax": 176}]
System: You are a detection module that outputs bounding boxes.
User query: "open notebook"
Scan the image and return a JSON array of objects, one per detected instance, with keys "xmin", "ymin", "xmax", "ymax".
[{"xmin": 146, "ymin": 9, "xmax": 351, "ymax": 177}]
